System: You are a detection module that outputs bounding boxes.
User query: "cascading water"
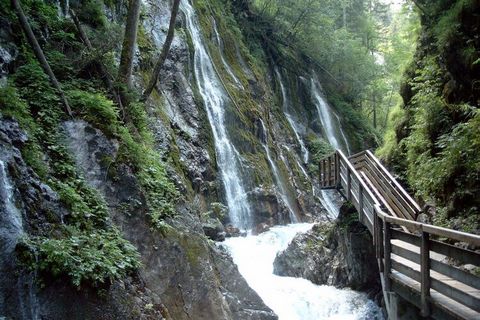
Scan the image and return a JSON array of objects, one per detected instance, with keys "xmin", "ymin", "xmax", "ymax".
[
  {"xmin": 275, "ymin": 68, "xmax": 309, "ymax": 163},
  {"xmin": 259, "ymin": 120, "xmax": 299, "ymax": 223},
  {"xmin": 212, "ymin": 19, "xmax": 244, "ymax": 89},
  {"xmin": 0, "ymin": 160, "xmax": 23, "ymax": 293},
  {"xmin": 181, "ymin": 0, "xmax": 252, "ymax": 230},
  {"xmin": 0, "ymin": 159, "xmax": 39, "ymax": 320},
  {"xmin": 222, "ymin": 223, "xmax": 383, "ymax": 320},
  {"xmin": 310, "ymin": 76, "xmax": 351, "ymax": 155}
]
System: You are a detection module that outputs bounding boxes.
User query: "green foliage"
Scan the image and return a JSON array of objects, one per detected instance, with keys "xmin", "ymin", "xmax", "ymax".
[
  {"xmin": 433, "ymin": 0, "xmax": 475, "ymax": 50},
  {"xmin": 74, "ymin": 0, "xmax": 107, "ymax": 28},
  {"xmin": 66, "ymin": 89, "xmax": 120, "ymax": 136},
  {"xmin": 306, "ymin": 134, "xmax": 334, "ymax": 173},
  {"xmin": 23, "ymin": 227, "xmax": 141, "ymax": 287},
  {"xmin": 376, "ymin": 103, "xmax": 406, "ymax": 163}
]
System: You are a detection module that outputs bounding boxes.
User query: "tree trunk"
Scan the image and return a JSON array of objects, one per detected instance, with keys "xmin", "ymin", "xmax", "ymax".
[
  {"xmin": 11, "ymin": 0, "xmax": 72, "ymax": 116},
  {"xmin": 70, "ymin": 8, "xmax": 124, "ymax": 113},
  {"xmin": 117, "ymin": 0, "xmax": 141, "ymax": 88},
  {"xmin": 141, "ymin": 0, "xmax": 181, "ymax": 102}
]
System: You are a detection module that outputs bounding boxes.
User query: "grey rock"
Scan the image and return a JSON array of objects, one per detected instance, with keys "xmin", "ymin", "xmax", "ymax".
[
  {"xmin": 274, "ymin": 204, "xmax": 380, "ymax": 294},
  {"xmin": 202, "ymin": 217, "xmax": 225, "ymax": 241}
]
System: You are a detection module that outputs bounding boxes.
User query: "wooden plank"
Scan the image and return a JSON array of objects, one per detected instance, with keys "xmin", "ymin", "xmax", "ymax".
[
  {"xmin": 430, "ymin": 240, "xmax": 480, "ymax": 266},
  {"xmin": 391, "ymin": 271, "xmax": 480, "ymax": 320},
  {"xmin": 362, "ymin": 161, "xmax": 415, "ymax": 220},
  {"xmin": 359, "ymin": 185, "xmax": 364, "ymax": 225},
  {"xmin": 421, "ymin": 232, "xmax": 431, "ymax": 316},
  {"xmin": 431, "ymin": 278, "xmax": 480, "ymax": 312},
  {"xmin": 392, "ymin": 243, "xmax": 420, "ymax": 263},
  {"xmin": 365, "ymin": 150, "xmax": 421, "ymax": 212},
  {"xmin": 346, "ymin": 167, "xmax": 352, "ymax": 201},
  {"xmin": 431, "ymin": 259, "xmax": 480, "ymax": 290},
  {"xmin": 360, "ymin": 169, "xmax": 401, "ymax": 219},
  {"xmin": 362, "ymin": 156, "xmax": 419, "ymax": 219},
  {"xmin": 391, "ymin": 229, "xmax": 421, "ymax": 247},
  {"xmin": 335, "ymin": 152, "xmax": 340, "ymax": 187},
  {"xmin": 384, "ymin": 220, "xmax": 392, "ymax": 291},
  {"xmin": 392, "ymin": 258, "xmax": 421, "ymax": 281},
  {"xmin": 423, "ymin": 225, "xmax": 480, "ymax": 247}
]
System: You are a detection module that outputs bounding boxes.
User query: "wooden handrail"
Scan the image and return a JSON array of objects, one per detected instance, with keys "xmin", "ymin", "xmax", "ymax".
[
  {"xmin": 319, "ymin": 149, "xmax": 480, "ymax": 320},
  {"xmin": 375, "ymin": 205, "xmax": 480, "ymax": 246}
]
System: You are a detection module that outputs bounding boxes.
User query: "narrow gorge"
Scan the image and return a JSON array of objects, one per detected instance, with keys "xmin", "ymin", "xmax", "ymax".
[{"xmin": 1, "ymin": 0, "xmax": 478, "ymax": 319}]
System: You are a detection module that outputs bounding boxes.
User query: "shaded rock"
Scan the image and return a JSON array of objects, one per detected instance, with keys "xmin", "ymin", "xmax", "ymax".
[
  {"xmin": 225, "ymin": 225, "xmax": 241, "ymax": 238},
  {"xmin": 202, "ymin": 217, "xmax": 225, "ymax": 241},
  {"xmin": 247, "ymin": 186, "xmax": 289, "ymax": 226},
  {"xmin": 274, "ymin": 204, "xmax": 380, "ymax": 294},
  {"xmin": 252, "ymin": 222, "xmax": 270, "ymax": 235}
]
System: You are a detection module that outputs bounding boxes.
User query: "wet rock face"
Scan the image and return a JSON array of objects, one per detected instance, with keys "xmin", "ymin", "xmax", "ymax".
[
  {"xmin": 0, "ymin": 118, "xmax": 65, "ymax": 235},
  {"xmin": 0, "ymin": 17, "xmax": 18, "ymax": 85},
  {"xmin": 273, "ymin": 204, "xmax": 380, "ymax": 294},
  {"xmin": 247, "ymin": 186, "xmax": 290, "ymax": 226},
  {"xmin": 61, "ymin": 119, "xmax": 276, "ymax": 320},
  {"xmin": 141, "ymin": 0, "xmax": 217, "ymax": 198}
]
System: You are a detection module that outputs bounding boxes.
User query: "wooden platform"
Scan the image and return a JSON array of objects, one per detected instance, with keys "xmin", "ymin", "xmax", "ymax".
[{"xmin": 319, "ymin": 150, "xmax": 480, "ymax": 320}]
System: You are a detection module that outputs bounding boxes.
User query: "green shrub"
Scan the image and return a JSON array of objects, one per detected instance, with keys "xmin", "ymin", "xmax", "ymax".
[
  {"xmin": 23, "ymin": 227, "xmax": 141, "ymax": 287},
  {"xmin": 66, "ymin": 89, "xmax": 120, "ymax": 136}
]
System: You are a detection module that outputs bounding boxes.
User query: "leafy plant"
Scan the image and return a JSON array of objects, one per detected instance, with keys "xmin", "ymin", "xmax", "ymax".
[{"xmin": 23, "ymin": 227, "xmax": 141, "ymax": 287}]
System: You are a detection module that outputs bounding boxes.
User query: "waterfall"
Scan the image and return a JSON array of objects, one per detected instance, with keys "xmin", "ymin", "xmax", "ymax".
[
  {"xmin": 275, "ymin": 68, "xmax": 309, "ymax": 163},
  {"xmin": 0, "ymin": 159, "xmax": 39, "ymax": 320},
  {"xmin": 181, "ymin": 0, "xmax": 252, "ymax": 230},
  {"xmin": 212, "ymin": 19, "xmax": 244, "ymax": 89},
  {"xmin": 310, "ymin": 76, "xmax": 351, "ymax": 155},
  {"xmin": 223, "ymin": 224, "xmax": 383, "ymax": 319},
  {"xmin": 259, "ymin": 120, "xmax": 299, "ymax": 223}
]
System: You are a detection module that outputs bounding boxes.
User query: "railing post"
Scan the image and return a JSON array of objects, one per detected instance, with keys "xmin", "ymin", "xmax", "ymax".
[
  {"xmin": 327, "ymin": 156, "xmax": 332, "ymax": 186},
  {"xmin": 375, "ymin": 214, "xmax": 384, "ymax": 272},
  {"xmin": 322, "ymin": 159, "xmax": 327, "ymax": 187},
  {"xmin": 421, "ymin": 231, "xmax": 431, "ymax": 317},
  {"xmin": 335, "ymin": 152, "xmax": 340, "ymax": 188},
  {"xmin": 346, "ymin": 167, "xmax": 352, "ymax": 201},
  {"xmin": 383, "ymin": 220, "xmax": 392, "ymax": 292},
  {"xmin": 319, "ymin": 160, "xmax": 323, "ymax": 186},
  {"xmin": 358, "ymin": 185, "xmax": 364, "ymax": 223}
]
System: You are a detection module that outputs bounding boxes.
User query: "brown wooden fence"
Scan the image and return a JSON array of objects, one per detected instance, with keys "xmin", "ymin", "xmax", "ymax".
[{"xmin": 319, "ymin": 150, "xmax": 480, "ymax": 319}]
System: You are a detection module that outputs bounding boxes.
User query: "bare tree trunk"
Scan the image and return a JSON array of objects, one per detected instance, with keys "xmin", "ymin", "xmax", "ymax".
[
  {"xmin": 11, "ymin": 0, "xmax": 72, "ymax": 116},
  {"xmin": 117, "ymin": 0, "xmax": 141, "ymax": 88},
  {"xmin": 141, "ymin": 0, "xmax": 181, "ymax": 102},
  {"xmin": 70, "ymin": 8, "xmax": 124, "ymax": 113}
]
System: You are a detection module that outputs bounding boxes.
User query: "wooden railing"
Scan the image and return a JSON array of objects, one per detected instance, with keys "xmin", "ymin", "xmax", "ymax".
[{"xmin": 319, "ymin": 150, "xmax": 480, "ymax": 320}]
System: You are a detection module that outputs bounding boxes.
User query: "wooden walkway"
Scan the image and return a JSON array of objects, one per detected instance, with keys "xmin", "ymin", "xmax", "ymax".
[{"xmin": 319, "ymin": 150, "xmax": 480, "ymax": 320}]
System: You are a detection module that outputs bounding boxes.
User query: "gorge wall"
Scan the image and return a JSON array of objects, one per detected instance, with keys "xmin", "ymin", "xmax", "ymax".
[
  {"xmin": 378, "ymin": 0, "xmax": 480, "ymax": 232},
  {"xmin": 0, "ymin": 0, "xmax": 375, "ymax": 318}
]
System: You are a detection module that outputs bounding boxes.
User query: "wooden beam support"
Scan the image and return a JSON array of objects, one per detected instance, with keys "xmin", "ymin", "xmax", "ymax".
[
  {"xmin": 383, "ymin": 220, "xmax": 392, "ymax": 292},
  {"xmin": 346, "ymin": 167, "xmax": 352, "ymax": 201},
  {"xmin": 421, "ymin": 231, "xmax": 431, "ymax": 317}
]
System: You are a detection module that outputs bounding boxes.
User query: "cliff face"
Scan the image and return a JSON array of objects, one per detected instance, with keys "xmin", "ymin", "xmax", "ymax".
[
  {"xmin": 0, "ymin": 0, "xmax": 373, "ymax": 318},
  {"xmin": 379, "ymin": 0, "xmax": 480, "ymax": 231}
]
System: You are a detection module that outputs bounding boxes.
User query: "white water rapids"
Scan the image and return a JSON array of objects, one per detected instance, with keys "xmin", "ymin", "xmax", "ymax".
[{"xmin": 223, "ymin": 223, "xmax": 383, "ymax": 320}]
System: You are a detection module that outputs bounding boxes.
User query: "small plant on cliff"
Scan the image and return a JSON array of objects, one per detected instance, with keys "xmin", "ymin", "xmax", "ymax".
[{"xmin": 21, "ymin": 227, "xmax": 141, "ymax": 287}]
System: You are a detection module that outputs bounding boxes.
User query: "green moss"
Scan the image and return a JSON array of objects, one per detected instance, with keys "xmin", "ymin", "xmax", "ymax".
[{"xmin": 376, "ymin": 103, "xmax": 406, "ymax": 163}]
